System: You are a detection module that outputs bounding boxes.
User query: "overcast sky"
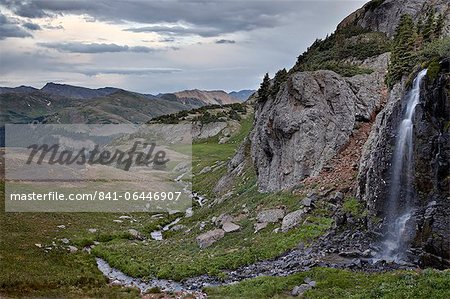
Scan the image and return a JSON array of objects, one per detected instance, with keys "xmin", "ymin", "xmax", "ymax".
[{"xmin": 0, "ymin": 0, "xmax": 366, "ymax": 94}]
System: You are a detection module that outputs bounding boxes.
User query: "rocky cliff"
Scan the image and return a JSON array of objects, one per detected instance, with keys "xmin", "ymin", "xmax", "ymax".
[
  {"xmin": 358, "ymin": 60, "xmax": 450, "ymax": 267},
  {"xmin": 216, "ymin": 0, "xmax": 449, "ymax": 265},
  {"xmin": 338, "ymin": 0, "xmax": 450, "ymax": 38},
  {"xmin": 251, "ymin": 53, "xmax": 389, "ymax": 192}
]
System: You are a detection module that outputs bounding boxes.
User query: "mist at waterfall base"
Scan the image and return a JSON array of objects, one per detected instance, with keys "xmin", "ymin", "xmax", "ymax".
[{"xmin": 378, "ymin": 69, "xmax": 428, "ymax": 263}]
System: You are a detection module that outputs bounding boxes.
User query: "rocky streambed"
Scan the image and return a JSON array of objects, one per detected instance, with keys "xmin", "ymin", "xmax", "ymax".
[{"xmin": 96, "ymin": 226, "xmax": 419, "ymax": 297}]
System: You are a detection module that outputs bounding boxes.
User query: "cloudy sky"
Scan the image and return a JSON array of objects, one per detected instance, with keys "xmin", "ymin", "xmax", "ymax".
[{"xmin": 0, "ymin": 0, "xmax": 366, "ymax": 94}]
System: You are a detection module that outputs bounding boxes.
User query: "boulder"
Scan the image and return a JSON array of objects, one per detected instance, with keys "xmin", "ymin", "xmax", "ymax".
[
  {"xmin": 196, "ymin": 229, "xmax": 225, "ymax": 249},
  {"xmin": 254, "ymin": 222, "xmax": 268, "ymax": 233},
  {"xmin": 329, "ymin": 191, "xmax": 344, "ymax": 203},
  {"xmin": 222, "ymin": 222, "xmax": 240, "ymax": 233},
  {"xmin": 256, "ymin": 209, "xmax": 285, "ymax": 223},
  {"xmin": 291, "ymin": 284, "xmax": 311, "ymax": 296},
  {"xmin": 281, "ymin": 209, "xmax": 306, "ymax": 232},
  {"xmin": 128, "ymin": 229, "xmax": 144, "ymax": 240},
  {"xmin": 214, "ymin": 213, "xmax": 234, "ymax": 227},
  {"xmin": 67, "ymin": 245, "xmax": 78, "ymax": 253},
  {"xmin": 301, "ymin": 197, "xmax": 314, "ymax": 207},
  {"xmin": 170, "ymin": 224, "xmax": 186, "ymax": 232}
]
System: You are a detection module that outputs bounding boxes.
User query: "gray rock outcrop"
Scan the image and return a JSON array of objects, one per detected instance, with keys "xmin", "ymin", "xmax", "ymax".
[
  {"xmin": 196, "ymin": 229, "xmax": 225, "ymax": 249},
  {"xmin": 256, "ymin": 209, "xmax": 285, "ymax": 223},
  {"xmin": 338, "ymin": 0, "xmax": 450, "ymax": 38},
  {"xmin": 251, "ymin": 54, "xmax": 388, "ymax": 192}
]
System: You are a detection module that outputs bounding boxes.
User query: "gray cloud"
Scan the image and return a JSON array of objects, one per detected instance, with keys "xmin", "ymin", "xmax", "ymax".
[
  {"xmin": 124, "ymin": 24, "xmax": 221, "ymax": 37},
  {"xmin": 0, "ymin": 1, "xmax": 368, "ymax": 93},
  {"xmin": 37, "ymin": 42, "xmax": 157, "ymax": 53},
  {"xmin": 23, "ymin": 22, "xmax": 41, "ymax": 30},
  {"xmin": 0, "ymin": 13, "xmax": 32, "ymax": 39},
  {"xmin": 215, "ymin": 39, "xmax": 235, "ymax": 44},
  {"xmin": 1, "ymin": 0, "xmax": 298, "ymax": 36},
  {"xmin": 79, "ymin": 67, "xmax": 182, "ymax": 76}
]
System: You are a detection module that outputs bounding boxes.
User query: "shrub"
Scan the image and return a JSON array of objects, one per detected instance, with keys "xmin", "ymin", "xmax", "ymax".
[
  {"xmin": 291, "ymin": 25, "xmax": 388, "ymax": 77},
  {"xmin": 342, "ymin": 197, "xmax": 366, "ymax": 218}
]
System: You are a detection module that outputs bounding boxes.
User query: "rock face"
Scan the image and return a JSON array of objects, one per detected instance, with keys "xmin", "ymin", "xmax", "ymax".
[
  {"xmin": 357, "ymin": 61, "xmax": 450, "ymax": 268},
  {"xmin": 251, "ymin": 54, "xmax": 388, "ymax": 192},
  {"xmin": 338, "ymin": 0, "xmax": 450, "ymax": 38}
]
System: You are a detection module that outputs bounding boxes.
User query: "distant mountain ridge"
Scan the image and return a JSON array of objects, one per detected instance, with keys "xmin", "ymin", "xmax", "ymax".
[
  {"xmin": 170, "ymin": 89, "xmax": 239, "ymax": 105},
  {"xmin": 0, "ymin": 83, "xmax": 254, "ymax": 126},
  {"xmin": 228, "ymin": 89, "xmax": 255, "ymax": 101},
  {"xmin": 0, "ymin": 82, "xmax": 252, "ymax": 105},
  {"xmin": 0, "ymin": 85, "xmax": 38, "ymax": 94},
  {"xmin": 40, "ymin": 82, "xmax": 120, "ymax": 99}
]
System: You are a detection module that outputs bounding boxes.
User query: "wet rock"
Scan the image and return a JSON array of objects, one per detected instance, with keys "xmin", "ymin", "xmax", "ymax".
[
  {"xmin": 222, "ymin": 222, "xmax": 240, "ymax": 233},
  {"xmin": 196, "ymin": 229, "xmax": 225, "ymax": 249},
  {"xmin": 329, "ymin": 191, "xmax": 344, "ymax": 203},
  {"xmin": 256, "ymin": 209, "xmax": 285, "ymax": 223},
  {"xmin": 339, "ymin": 250, "xmax": 362, "ymax": 258},
  {"xmin": 254, "ymin": 222, "xmax": 268, "ymax": 233},
  {"xmin": 281, "ymin": 209, "xmax": 306, "ymax": 232}
]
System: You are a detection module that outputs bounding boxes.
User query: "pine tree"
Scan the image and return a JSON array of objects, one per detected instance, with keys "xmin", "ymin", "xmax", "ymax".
[
  {"xmin": 423, "ymin": 9, "xmax": 435, "ymax": 43},
  {"xmin": 258, "ymin": 73, "xmax": 271, "ymax": 102},
  {"xmin": 386, "ymin": 14, "xmax": 416, "ymax": 87},
  {"xmin": 434, "ymin": 14, "xmax": 445, "ymax": 38},
  {"xmin": 270, "ymin": 68, "xmax": 288, "ymax": 98}
]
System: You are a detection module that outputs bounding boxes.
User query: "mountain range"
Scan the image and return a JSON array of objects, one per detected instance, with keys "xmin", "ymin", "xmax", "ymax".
[{"xmin": 0, "ymin": 82, "xmax": 255, "ymax": 124}]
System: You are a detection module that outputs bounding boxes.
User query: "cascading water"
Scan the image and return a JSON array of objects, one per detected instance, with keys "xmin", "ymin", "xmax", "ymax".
[{"xmin": 379, "ymin": 69, "xmax": 428, "ymax": 262}]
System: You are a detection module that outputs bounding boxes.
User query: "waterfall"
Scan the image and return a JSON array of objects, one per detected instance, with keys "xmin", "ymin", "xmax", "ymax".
[{"xmin": 379, "ymin": 69, "xmax": 428, "ymax": 262}]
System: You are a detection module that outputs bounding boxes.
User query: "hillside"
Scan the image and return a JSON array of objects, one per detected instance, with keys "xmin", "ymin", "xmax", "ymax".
[
  {"xmin": 228, "ymin": 89, "xmax": 255, "ymax": 101},
  {"xmin": 40, "ymin": 82, "xmax": 120, "ymax": 99},
  {"xmin": 171, "ymin": 89, "xmax": 239, "ymax": 105}
]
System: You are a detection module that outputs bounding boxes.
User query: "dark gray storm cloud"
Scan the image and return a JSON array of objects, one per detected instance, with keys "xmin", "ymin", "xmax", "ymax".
[
  {"xmin": 38, "ymin": 42, "xmax": 157, "ymax": 53},
  {"xmin": 1, "ymin": 0, "xmax": 301, "ymax": 36},
  {"xmin": 23, "ymin": 22, "xmax": 41, "ymax": 30},
  {"xmin": 0, "ymin": 12, "xmax": 32, "ymax": 39},
  {"xmin": 216, "ymin": 39, "xmax": 235, "ymax": 44}
]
